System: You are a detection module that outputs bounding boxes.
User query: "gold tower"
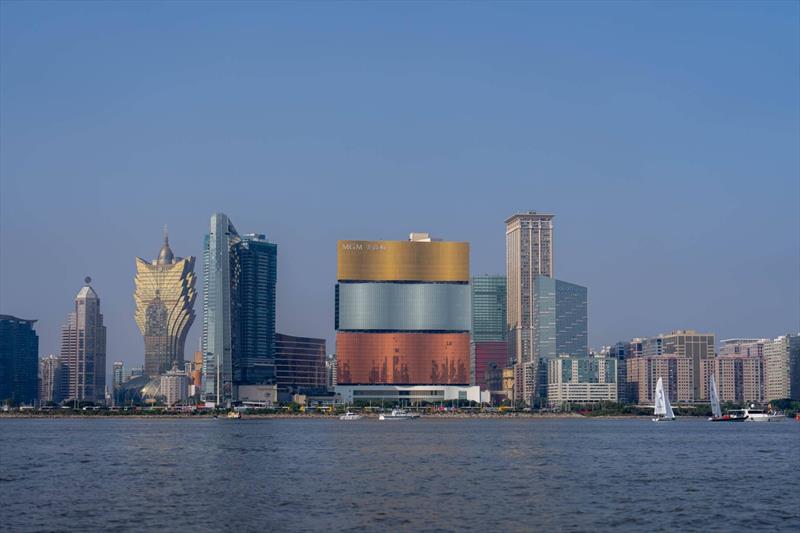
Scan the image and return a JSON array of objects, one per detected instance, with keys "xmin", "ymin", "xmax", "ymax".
[{"xmin": 134, "ymin": 229, "xmax": 197, "ymax": 378}]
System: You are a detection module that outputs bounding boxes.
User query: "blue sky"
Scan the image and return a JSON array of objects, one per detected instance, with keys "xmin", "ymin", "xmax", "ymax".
[{"xmin": 1, "ymin": 1, "xmax": 798, "ymax": 369}]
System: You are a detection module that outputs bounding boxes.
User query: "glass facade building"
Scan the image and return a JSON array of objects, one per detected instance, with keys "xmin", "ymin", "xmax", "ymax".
[
  {"xmin": 0, "ymin": 315, "xmax": 39, "ymax": 405},
  {"xmin": 233, "ymin": 234, "xmax": 278, "ymax": 386},
  {"xmin": 202, "ymin": 215, "xmax": 278, "ymax": 404},
  {"xmin": 471, "ymin": 275, "xmax": 507, "ymax": 342},
  {"xmin": 470, "ymin": 275, "xmax": 508, "ymax": 389},
  {"xmin": 533, "ymin": 276, "xmax": 588, "ymax": 360},
  {"xmin": 275, "ymin": 333, "xmax": 326, "ymax": 392},
  {"xmin": 336, "ymin": 282, "xmax": 470, "ymax": 332},
  {"xmin": 336, "ymin": 235, "xmax": 470, "ymax": 386},
  {"xmin": 202, "ymin": 213, "xmax": 240, "ymax": 404}
]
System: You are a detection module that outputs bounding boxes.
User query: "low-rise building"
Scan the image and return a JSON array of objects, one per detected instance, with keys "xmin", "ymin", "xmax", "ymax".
[
  {"xmin": 160, "ymin": 367, "xmax": 188, "ymax": 406},
  {"xmin": 336, "ymin": 384, "xmax": 481, "ymax": 405},
  {"xmin": 546, "ymin": 355, "xmax": 617, "ymax": 405}
]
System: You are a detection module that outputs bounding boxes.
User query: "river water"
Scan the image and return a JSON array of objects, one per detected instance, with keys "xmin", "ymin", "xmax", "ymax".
[{"xmin": 1, "ymin": 417, "xmax": 798, "ymax": 532}]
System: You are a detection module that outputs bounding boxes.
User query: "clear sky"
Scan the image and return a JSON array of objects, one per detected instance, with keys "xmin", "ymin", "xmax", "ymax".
[{"xmin": 1, "ymin": 1, "xmax": 798, "ymax": 371}]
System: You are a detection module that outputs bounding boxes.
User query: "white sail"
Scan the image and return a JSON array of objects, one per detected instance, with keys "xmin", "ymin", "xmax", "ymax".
[
  {"xmin": 654, "ymin": 377, "xmax": 667, "ymax": 416},
  {"xmin": 709, "ymin": 374, "xmax": 722, "ymax": 419},
  {"xmin": 665, "ymin": 392, "xmax": 675, "ymax": 420}
]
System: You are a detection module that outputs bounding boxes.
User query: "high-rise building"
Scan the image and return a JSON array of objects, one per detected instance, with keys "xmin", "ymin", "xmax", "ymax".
[
  {"xmin": 39, "ymin": 354, "xmax": 64, "ymax": 405},
  {"xmin": 232, "ymin": 234, "xmax": 278, "ymax": 386},
  {"xmin": 506, "ymin": 212, "xmax": 554, "ymax": 367},
  {"xmin": 202, "ymin": 214, "xmax": 278, "ymax": 405},
  {"xmin": 134, "ymin": 231, "xmax": 196, "ymax": 378},
  {"xmin": 471, "ymin": 275, "xmax": 507, "ymax": 342},
  {"xmin": 274, "ymin": 333, "xmax": 326, "ymax": 393},
  {"xmin": 112, "ymin": 361, "xmax": 125, "ymax": 391},
  {"xmin": 335, "ymin": 233, "xmax": 477, "ymax": 402},
  {"xmin": 546, "ymin": 355, "xmax": 617, "ymax": 405},
  {"xmin": 60, "ymin": 278, "xmax": 107, "ymax": 404},
  {"xmin": 0, "ymin": 315, "xmax": 39, "ymax": 405},
  {"xmin": 701, "ymin": 354, "xmax": 763, "ymax": 404},
  {"xmin": 625, "ymin": 329, "xmax": 714, "ymax": 404},
  {"xmin": 471, "ymin": 275, "xmax": 507, "ymax": 391},
  {"xmin": 764, "ymin": 334, "xmax": 800, "ymax": 401},
  {"xmin": 532, "ymin": 277, "xmax": 588, "ymax": 360}
]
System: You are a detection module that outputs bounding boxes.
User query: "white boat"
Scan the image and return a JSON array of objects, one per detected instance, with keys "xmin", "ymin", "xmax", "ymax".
[
  {"xmin": 379, "ymin": 408, "xmax": 419, "ymax": 421},
  {"xmin": 652, "ymin": 377, "xmax": 676, "ymax": 422},
  {"xmin": 743, "ymin": 405, "xmax": 785, "ymax": 422},
  {"xmin": 339, "ymin": 410, "xmax": 362, "ymax": 421},
  {"xmin": 226, "ymin": 411, "xmax": 241, "ymax": 419}
]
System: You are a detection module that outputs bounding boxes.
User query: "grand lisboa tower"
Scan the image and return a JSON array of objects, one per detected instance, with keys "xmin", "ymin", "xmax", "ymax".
[{"xmin": 134, "ymin": 229, "xmax": 197, "ymax": 378}]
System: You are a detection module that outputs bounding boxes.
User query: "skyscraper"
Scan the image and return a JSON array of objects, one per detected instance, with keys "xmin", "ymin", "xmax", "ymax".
[
  {"xmin": 202, "ymin": 214, "xmax": 278, "ymax": 405},
  {"xmin": 60, "ymin": 278, "xmax": 107, "ymax": 404},
  {"xmin": 0, "ymin": 315, "xmax": 39, "ymax": 405},
  {"xmin": 134, "ymin": 230, "xmax": 197, "ymax": 378},
  {"xmin": 203, "ymin": 213, "xmax": 240, "ymax": 404},
  {"xmin": 335, "ymin": 233, "xmax": 479, "ymax": 404},
  {"xmin": 471, "ymin": 275, "xmax": 507, "ymax": 390},
  {"xmin": 506, "ymin": 212, "xmax": 554, "ymax": 366},
  {"xmin": 232, "ymin": 234, "xmax": 278, "ymax": 386}
]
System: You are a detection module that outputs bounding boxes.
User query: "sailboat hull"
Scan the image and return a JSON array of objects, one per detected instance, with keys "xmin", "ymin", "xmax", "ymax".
[{"xmin": 652, "ymin": 417, "xmax": 676, "ymax": 422}]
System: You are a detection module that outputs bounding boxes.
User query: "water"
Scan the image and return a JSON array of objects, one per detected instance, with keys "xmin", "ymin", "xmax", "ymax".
[{"xmin": 1, "ymin": 418, "xmax": 798, "ymax": 532}]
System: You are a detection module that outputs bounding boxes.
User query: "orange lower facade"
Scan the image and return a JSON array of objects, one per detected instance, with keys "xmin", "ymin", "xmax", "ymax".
[{"xmin": 336, "ymin": 332, "xmax": 470, "ymax": 385}]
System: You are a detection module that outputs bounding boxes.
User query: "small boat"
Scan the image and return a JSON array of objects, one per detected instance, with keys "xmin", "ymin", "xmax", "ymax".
[
  {"xmin": 227, "ymin": 411, "xmax": 241, "ymax": 419},
  {"xmin": 652, "ymin": 377, "xmax": 676, "ymax": 422},
  {"xmin": 339, "ymin": 410, "xmax": 362, "ymax": 421},
  {"xmin": 743, "ymin": 405, "xmax": 785, "ymax": 422},
  {"xmin": 379, "ymin": 408, "xmax": 419, "ymax": 421},
  {"xmin": 715, "ymin": 409, "xmax": 748, "ymax": 422}
]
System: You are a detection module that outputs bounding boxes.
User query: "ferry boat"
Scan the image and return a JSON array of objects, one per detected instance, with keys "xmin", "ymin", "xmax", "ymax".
[
  {"xmin": 713, "ymin": 409, "xmax": 748, "ymax": 422},
  {"xmin": 742, "ymin": 405, "xmax": 785, "ymax": 422},
  {"xmin": 379, "ymin": 408, "xmax": 419, "ymax": 421},
  {"xmin": 339, "ymin": 410, "xmax": 362, "ymax": 421}
]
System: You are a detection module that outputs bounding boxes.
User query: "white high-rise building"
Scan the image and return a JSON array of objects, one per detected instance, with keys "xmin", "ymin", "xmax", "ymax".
[{"xmin": 60, "ymin": 278, "xmax": 107, "ymax": 404}]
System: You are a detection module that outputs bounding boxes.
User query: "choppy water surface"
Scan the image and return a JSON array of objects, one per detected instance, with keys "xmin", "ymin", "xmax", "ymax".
[{"xmin": 1, "ymin": 418, "xmax": 798, "ymax": 532}]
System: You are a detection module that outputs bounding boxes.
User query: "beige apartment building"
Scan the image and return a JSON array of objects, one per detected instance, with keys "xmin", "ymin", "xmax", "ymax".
[
  {"xmin": 505, "ymin": 212, "xmax": 554, "ymax": 403},
  {"xmin": 763, "ymin": 334, "xmax": 800, "ymax": 401}
]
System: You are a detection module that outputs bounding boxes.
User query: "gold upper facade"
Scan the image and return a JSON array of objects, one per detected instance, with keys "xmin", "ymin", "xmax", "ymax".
[
  {"xmin": 338, "ymin": 240, "xmax": 469, "ymax": 282},
  {"xmin": 133, "ymin": 237, "xmax": 196, "ymax": 376}
]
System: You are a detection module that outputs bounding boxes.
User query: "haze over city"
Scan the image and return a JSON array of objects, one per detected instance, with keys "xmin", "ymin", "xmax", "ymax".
[{"xmin": 1, "ymin": 1, "xmax": 798, "ymax": 373}]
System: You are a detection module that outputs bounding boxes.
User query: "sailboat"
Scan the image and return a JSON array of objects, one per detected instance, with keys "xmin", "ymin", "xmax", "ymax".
[
  {"xmin": 652, "ymin": 377, "xmax": 676, "ymax": 422},
  {"xmin": 708, "ymin": 375, "xmax": 747, "ymax": 421}
]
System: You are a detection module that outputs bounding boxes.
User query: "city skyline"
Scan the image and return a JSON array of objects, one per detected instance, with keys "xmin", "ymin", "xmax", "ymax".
[{"xmin": 1, "ymin": 2, "xmax": 798, "ymax": 372}]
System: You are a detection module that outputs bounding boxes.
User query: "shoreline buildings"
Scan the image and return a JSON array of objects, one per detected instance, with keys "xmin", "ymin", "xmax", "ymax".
[
  {"xmin": 202, "ymin": 213, "xmax": 278, "ymax": 405},
  {"xmin": 335, "ymin": 233, "xmax": 480, "ymax": 404},
  {"xmin": 134, "ymin": 231, "xmax": 197, "ymax": 378},
  {"xmin": 59, "ymin": 278, "xmax": 107, "ymax": 404},
  {"xmin": 0, "ymin": 315, "xmax": 39, "ymax": 405}
]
